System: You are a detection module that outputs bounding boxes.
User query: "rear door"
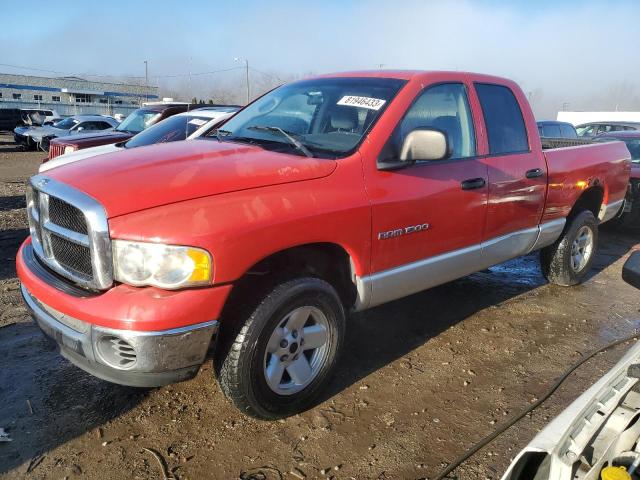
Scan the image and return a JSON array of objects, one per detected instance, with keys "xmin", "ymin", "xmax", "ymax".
[
  {"xmin": 363, "ymin": 82, "xmax": 488, "ymax": 306},
  {"xmin": 474, "ymin": 83, "xmax": 547, "ymax": 262}
]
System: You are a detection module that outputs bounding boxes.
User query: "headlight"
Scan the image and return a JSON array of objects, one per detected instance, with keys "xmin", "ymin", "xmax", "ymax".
[
  {"xmin": 113, "ymin": 240, "xmax": 212, "ymax": 289},
  {"xmin": 64, "ymin": 145, "xmax": 76, "ymax": 154}
]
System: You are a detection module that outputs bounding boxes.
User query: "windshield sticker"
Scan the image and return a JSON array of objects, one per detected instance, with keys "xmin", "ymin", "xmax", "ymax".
[
  {"xmin": 337, "ymin": 95, "xmax": 386, "ymax": 110},
  {"xmin": 188, "ymin": 118, "xmax": 207, "ymax": 126}
]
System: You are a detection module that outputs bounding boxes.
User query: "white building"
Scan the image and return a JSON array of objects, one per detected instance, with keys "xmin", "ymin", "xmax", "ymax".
[{"xmin": 0, "ymin": 73, "xmax": 159, "ymax": 116}]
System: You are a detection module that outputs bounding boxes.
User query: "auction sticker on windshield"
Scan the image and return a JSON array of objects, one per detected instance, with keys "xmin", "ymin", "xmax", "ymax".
[{"xmin": 337, "ymin": 95, "xmax": 386, "ymax": 110}]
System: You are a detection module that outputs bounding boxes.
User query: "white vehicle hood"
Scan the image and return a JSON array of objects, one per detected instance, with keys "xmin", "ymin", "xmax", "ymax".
[
  {"xmin": 503, "ymin": 340, "xmax": 640, "ymax": 480},
  {"xmin": 39, "ymin": 143, "xmax": 121, "ymax": 172}
]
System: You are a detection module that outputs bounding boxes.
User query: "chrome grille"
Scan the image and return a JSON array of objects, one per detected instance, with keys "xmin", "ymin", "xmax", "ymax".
[
  {"xmin": 48, "ymin": 143, "xmax": 64, "ymax": 160},
  {"xmin": 48, "ymin": 196, "xmax": 88, "ymax": 233},
  {"xmin": 26, "ymin": 175, "xmax": 113, "ymax": 290},
  {"xmin": 49, "ymin": 235, "xmax": 93, "ymax": 278}
]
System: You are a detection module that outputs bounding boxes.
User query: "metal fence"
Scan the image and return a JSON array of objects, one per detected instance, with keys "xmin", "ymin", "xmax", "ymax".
[{"xmin": 0, "ymin": 99, "xmax": 140, "ymax": 117}]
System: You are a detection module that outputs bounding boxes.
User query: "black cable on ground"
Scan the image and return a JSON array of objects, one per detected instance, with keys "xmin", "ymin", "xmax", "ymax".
[{"xmin": 431, "ymin": 333, "xmax": 640, "ymax": 480}]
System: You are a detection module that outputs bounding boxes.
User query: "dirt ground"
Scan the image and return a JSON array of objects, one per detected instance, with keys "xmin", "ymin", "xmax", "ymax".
[{"xmin": 0, "ymin": 132, "xmax": 638, "ymax": 480}]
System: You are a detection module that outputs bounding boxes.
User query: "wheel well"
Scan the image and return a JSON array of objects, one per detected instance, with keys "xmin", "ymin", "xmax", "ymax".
[
  {"xmin": 569, "ymin": 186, "xmax": 604, "ymax": 220},
  {"xmin": 228, "ymin": 243, "xmax": 357, "ymax": 310}
]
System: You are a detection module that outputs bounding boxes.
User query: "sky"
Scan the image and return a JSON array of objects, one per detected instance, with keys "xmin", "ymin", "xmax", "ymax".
[{"xmin": 1, "ymin": 0, "xmax": 639, "ymax": 117}]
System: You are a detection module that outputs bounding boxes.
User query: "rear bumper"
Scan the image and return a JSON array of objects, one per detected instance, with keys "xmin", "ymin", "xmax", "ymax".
[
  {"xmin": 599, "ymin": 199, "xmax": 625, "ymax": 223},
  {"xmin": 21, "ymin": 284, "xmax": 218, "ymax": 387}
]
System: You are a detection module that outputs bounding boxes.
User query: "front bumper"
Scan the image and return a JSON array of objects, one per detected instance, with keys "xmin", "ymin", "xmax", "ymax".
[{"xmin": 21, "ymin": 284, "xmax": 218, "ymax": 387}]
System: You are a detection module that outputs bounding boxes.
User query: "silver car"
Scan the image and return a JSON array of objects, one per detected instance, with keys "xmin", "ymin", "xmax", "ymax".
[{"xmin": 13, "ymin": 115, "xmax": 119, "ymax": 150}]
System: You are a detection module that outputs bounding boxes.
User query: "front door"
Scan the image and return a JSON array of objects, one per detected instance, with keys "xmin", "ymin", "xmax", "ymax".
[{"xmin": 362, "ymin": 82, "xmax": 488, "ymax": 307}]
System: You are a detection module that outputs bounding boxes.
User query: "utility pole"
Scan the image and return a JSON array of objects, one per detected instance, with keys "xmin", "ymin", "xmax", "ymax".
[
  {"xmin": 235, "ymin": 57, "xmax": 250, "ymax": 104},
  {"xmin": 144, "ymin": 60, "xmax": 148, "ymax": 103}
]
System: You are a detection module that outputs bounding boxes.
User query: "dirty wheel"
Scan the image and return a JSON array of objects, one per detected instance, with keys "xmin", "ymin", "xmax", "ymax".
[
  {"xmin": 216, "ymin": 277, "xmax": 345, "ymax": 419},
  {"xmin": 540, "ymin": 210, "xmax": 599, "ymax": 286}
]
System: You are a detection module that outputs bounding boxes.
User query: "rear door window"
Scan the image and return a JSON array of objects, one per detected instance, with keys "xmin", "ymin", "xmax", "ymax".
[{"xmin": 475, "ymin": 83, "xmax": 529, "ymax": 154}]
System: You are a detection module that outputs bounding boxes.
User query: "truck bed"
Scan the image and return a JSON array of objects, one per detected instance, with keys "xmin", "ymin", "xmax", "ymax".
[
  {"xmin": 541, "ymin": 140, "xmax": 631, "ymax": 223},
  {"xmin": 540, "ymin": 137, "xmax": 594, "ymax": 150}
]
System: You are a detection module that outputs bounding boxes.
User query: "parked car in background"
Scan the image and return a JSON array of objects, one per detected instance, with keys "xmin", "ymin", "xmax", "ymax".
[
  {"xmin": 17, "ymin": 70, "xmax": 630, "ymax": 419},
  {"xmin": 14, "ymin": 115, "xmax": 118, "ymax": 150},
  {"xmin": 40, "ymin": 106, "xmax": 240, "ymax": 172},
  {"xmin": 595, "ymin": 131, "xmax": 640, "ymax": 228},
  {"xmin": 537, "ymin": 120, "xmax": 578, "ymax": 138},
  {"xmin": 46, "ymin": 103, "xmax": 240, "ymax": 160},
  {"xmin": 576, "ymin": 121, "xmax": 640, "ymax": 137},
  {"xmin": 0, "ymin": 108, "xmax": 60, "ymax": 132}
]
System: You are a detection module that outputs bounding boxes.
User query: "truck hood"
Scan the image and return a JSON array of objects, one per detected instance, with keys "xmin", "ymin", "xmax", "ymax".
[{"xmin": 44, "ymin": 139, "xmax": 337, "ymax": 218}]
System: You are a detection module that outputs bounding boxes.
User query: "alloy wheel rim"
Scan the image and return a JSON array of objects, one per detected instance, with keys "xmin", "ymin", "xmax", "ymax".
[
  {"xmin": 570, "ymin": 225, "xmax": 594, "ymax": 272},
  {"xmin": 263, "ymin": 305, "xmax": 330, "ymax": 395}
]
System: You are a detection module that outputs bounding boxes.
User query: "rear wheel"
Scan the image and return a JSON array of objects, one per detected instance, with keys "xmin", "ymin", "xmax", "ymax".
[
  {"xmin": 540, "ymin": 210, "xmax": 599, "ymax": 286},
  {"xmin": 216, "ymin": 277, "xmax": 345, "ymax": 419}
]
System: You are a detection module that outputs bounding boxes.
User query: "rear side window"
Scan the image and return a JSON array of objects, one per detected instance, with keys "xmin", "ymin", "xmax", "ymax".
[{"xmin": 476, "ymin": 83, "xmax": 529, "ymax": 154}]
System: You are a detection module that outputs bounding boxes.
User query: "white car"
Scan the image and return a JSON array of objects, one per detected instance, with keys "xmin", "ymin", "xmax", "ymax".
[
  {"xmin": 40, "ymin": 107, "xmax": 238, "ymax": 172},
  {"xmin": 503, "ymin": 252, "xmax": 640, "ymax": 480}
]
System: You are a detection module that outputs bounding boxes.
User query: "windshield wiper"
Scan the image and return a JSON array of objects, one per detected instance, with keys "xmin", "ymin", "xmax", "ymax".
[
  {"xmin": 247, "ymin": 126, "xmax": 313, "ymax": 158},
  {"xmin": 212, "ymin": 128, "xmax": 233, "ymax": 143}
]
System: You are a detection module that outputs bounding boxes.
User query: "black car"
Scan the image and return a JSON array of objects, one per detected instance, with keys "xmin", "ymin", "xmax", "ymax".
[{"xmin": 536, "ymin": 120, "xmax": 578, "ymax": 139}]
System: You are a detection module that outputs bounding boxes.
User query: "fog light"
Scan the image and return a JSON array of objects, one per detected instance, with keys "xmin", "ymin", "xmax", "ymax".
[{"xmin": 96, "ymin": 335, "xmax": 137, "ymax": 369}]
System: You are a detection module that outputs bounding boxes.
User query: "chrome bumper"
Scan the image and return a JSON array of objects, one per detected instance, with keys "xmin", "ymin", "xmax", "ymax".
[{"xmin": 21, "ymin": 284, "xmax": 218, "ymax": 387}]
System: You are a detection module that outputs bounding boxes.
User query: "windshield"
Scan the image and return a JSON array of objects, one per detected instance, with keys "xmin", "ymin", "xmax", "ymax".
[
  {"xmin": 116, "ymin": 109, "xmax": 162, "ymax": 134},
  {"xmin": 124, "ymin": 115, "xmax": 211, "ymax": 149},
  {"xmin": 54, "ymin": 117, "xmax": 79, "ymax": 130},
  {"xmin": 205, "ymin": 77, "xmax": 406, "ymax": 158}
]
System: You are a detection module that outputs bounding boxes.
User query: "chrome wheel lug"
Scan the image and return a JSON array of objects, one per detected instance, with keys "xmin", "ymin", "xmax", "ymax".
[
  {"xmin": 280, "ymin": 354, "xmax": 289, "ymax": 362},
  {"xmin": 280, "ymin": 339, "xmax": 288, "ymax": 348},
  {"xmin": 292, "ymin": 330, "xmax": 298, "ymax": 339}
]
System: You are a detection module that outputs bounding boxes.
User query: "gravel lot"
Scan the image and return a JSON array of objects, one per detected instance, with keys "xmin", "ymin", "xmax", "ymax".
[{"xmin": 0, "ymin": 132, "xmax": 638, "ymax": 480}]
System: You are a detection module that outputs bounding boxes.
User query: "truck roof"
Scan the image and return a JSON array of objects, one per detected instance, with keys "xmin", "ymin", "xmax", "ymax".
[{"xmin": 313, "ymin": 69, "xmax": 516, "ymax": 85}]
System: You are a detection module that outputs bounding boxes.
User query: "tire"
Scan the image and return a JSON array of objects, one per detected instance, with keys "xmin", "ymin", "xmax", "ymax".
[
  {"xmin": 215, "ymin": 277, "xmax": 345, "ymax": 419},
  {"xmin": 540, "ymin": 210, "xmax": 599, "ymax": 286}
]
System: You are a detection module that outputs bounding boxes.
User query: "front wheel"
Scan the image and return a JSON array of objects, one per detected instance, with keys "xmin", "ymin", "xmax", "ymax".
[
  {"xmin": 216, "ymin": 277, "xmax": 345, "ymax": 419},
  {"xmin": 540, "ymin": 210, "xmax": 599, "ymax": 286}
]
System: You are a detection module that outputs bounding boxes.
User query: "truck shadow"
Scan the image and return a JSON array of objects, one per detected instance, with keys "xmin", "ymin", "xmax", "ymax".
[
  {"xmin": 0, "ymin": 228, "xmax": 29, "ymax": 281},
  {"xmin": 0, "ymin": 322, "xmax": 149, "ymax": 475},
  {"xmin": 0, "ymin": 230, "xmax": 634, "ymax": 475},
  {"xmin": 321, "ymin": 229, "xmax": 637, "ymax": 404},
  {"xmin": 0, "ymin": 195, "xmax": 26, "ymax": 212}
]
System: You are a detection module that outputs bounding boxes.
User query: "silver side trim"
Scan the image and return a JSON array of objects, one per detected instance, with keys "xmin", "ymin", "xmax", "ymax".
[
  {"xmin": 528, "ymin": 218, "xmax": 566, "ymax": 252},
  {"xmin": 354, "ymin": 219, "xmax": 567, "ymax": 311},
  {"xmin": 599, "ymin": 199, "xmax": 625, "ymax": 223}
]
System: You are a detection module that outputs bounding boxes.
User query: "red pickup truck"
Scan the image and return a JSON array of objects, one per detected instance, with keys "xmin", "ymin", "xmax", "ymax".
[{"xmin": 17, "ymin": 71, "xmax": 630, "ymax": 419}]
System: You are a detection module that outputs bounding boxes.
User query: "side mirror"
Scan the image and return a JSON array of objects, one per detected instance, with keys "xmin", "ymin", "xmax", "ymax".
[
  {"xmin": 400, "ymin": 128, "xmax": 450, "ymax": 162},
  {"xmin": 76, "ymin": 126, "xmax": 85, "ymax": 132},
  {"xmin": 378, "ymin": 128, "xmax": 451, "ymax": 171},
  {"xmin": 623, "ymin": 252, "xmax": 640, "ymax": 289}
]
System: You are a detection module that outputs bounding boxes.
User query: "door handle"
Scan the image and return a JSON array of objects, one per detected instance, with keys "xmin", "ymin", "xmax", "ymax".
[
  {"xmin": 525, "ymin": 168, "xmax": 544, "ymax": 179},
  {"xmin": 461, "ymin": 178, "xmax": 486, "ymax": 190}
]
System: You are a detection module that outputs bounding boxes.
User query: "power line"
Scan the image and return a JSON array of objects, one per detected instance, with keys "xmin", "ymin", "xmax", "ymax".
[
  {"xmin": 0, "ymin": 62, "xmax": 248, "ymax": 80},
  {"xmin": 249, "ymin": 67, "xmax": 283, "ymax": 82}
]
